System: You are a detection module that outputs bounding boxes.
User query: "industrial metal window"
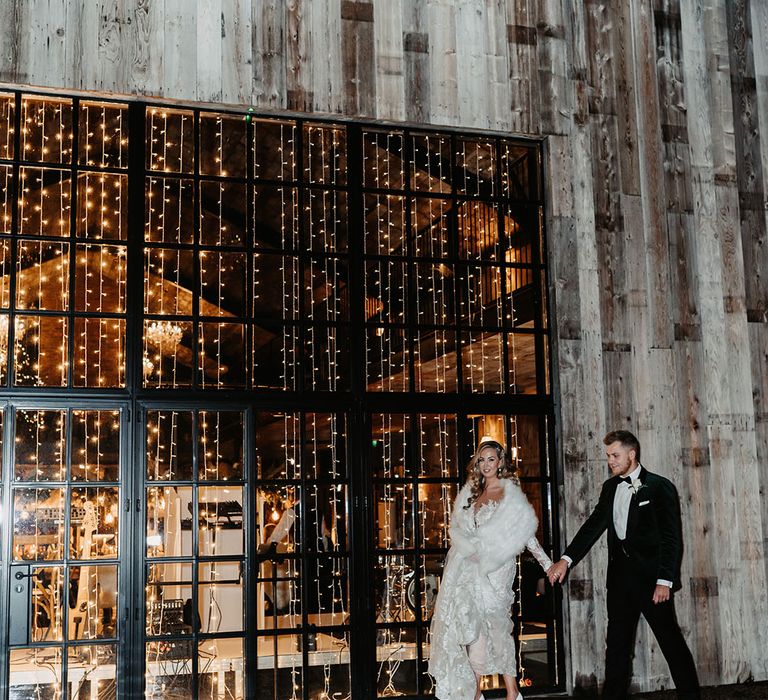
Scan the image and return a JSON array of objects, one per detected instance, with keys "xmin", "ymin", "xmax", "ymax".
[{"xmin": 0, "ymin": 89, "xmax": 561, "ymax": 699}]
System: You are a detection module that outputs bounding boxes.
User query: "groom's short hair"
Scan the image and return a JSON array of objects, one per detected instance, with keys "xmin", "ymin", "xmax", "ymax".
[{"xmin": 603, "ymin": 430, "xmax": 641, "ymax": 462}]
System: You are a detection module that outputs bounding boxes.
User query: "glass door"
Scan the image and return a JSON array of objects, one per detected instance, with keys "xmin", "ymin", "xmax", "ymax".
[{"xmin": 4, "ymin": 403, "xmax": 127, "ymax": 699}]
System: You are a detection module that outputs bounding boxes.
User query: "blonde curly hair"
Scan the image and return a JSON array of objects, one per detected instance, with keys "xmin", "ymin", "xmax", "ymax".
[{"xmin": 462, "ymin": 439, "xmax": 518, "ymax": 509}]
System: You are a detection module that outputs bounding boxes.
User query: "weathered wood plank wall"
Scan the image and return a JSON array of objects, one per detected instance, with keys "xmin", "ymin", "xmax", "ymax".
[{"xmin": 0, "ymin": 0, "xmax": 766, "ymax": 692}]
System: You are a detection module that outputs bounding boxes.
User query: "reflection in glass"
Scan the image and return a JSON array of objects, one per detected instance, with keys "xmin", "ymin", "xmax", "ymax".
[
  {"xmin": 146, "ymin": 108, "xmax": 194, "ymax": 173},
  {"xmin": 9, "ymin": 647, "xmax": 62, "ymax": 697},
  {"xmin": 21, "ymin": 96, "xmax": 73, "ymax": 163},
  {"xmin": 16, "ymin": 239, "xmax": 70, "ymax": 310},
  {"xmin": 18, "ymin": 167, "xmax": 71, "ymax": 237},
  {"xmin": 145, "ymin": 640, "xmax": 194, "ymax": 698},
  {"xmin": 14, "ymin": 409, "xmax": 67, "ymax": 481},
  {"xmin": 68, "ymin": 565, "xmax": 118, "ymax": 640},
  {"xmin": 146, "ymin": 487, "xmax": 193, "ymax": 558},
  {"xmin": 146, "ymin": 411, "xmax": 193, "ymax": 481},
  {"xmin": 198, "ymin": 486, "xmax": 244, "ymax": 556},
  {"xmin": 68, "ymin": 644, "xmax": 118, "ymax": 699},
  {"xmin": 76, "ymin": 172, "xmax": 128, "ymax": 239},
  {"xmin": 145, "ymin": 176, "xmax": 194, "ymax": 244},
  {"xmin": 70, "ymin": 488, "xmax": 119, "ymax": 559},
  {"xmin": 199, "ymin": 638, "xmax": 245, "ymax": 700}
]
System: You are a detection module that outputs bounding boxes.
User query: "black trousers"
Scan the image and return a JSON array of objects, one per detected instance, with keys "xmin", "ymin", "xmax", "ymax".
[{"xmin": 604, "ymin": 560, "xmax": 700, "ymax": 700}]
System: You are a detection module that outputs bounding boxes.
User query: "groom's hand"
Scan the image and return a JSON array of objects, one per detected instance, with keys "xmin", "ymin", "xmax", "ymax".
[
  {"xmin": 652, "ymin": 584, "xmax": 671, "ymax": 604},
  {"xmin": 548, "ymin": 559, "xmax": 569, "ymax": 585}
]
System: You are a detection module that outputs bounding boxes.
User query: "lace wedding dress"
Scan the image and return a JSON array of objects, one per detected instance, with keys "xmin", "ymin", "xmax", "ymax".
[{"xmin": 428, "ymin": 482, "xmax": 552, "ymax": 700}]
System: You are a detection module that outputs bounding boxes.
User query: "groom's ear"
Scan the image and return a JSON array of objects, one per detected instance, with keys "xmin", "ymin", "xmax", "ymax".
[{"xmin": 629, "ymin": 449, "xmax": 637, "ymax": 462}]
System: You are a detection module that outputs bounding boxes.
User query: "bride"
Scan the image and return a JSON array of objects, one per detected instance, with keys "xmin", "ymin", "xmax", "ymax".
[{"xmin": 428, "ymin": 437, "xmax": 554, "ymax": 700}]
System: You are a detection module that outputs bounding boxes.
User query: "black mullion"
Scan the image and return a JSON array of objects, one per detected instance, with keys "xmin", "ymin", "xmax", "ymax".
[
  {"xmin": 192, "ymin": 110, "xmax": 201, "ymax": 391},
  {"xmin": 0, "ymin": 401, "xmax": 15, "ymax": 698},
  {"xmin": 191, "ymin": 410, "xmax": 200, "ymax": 698},
  {"xmin": 7, "ymin": 91, "xmax": 22, "ymax": 389},
  {"xmin": 296, "ymin": 119, "xmax": 306, "ymax": 397},
  {"xmin": 402, "ymin": 130, "xmax": 418, "ymax": 397},
  {"xmin": 447, "ymin": 134, "xmax": 464, "ymax": 396},
  {"xmin": 496, "ymin": 138, "xmax": 513, "ymax": 397},
  {"xmin": 409, "ymin": 412, "xmax": 427, "ymax": 695},
  {"xmin": 246, "ymin": 110, "xmax": 255, "ymax": 394},
  {"xmin": 298, "ymin": 410, "xmax": 310, "ymax": 700}
]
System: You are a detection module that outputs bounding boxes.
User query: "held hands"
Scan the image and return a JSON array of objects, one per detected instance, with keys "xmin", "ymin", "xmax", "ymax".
[
  {"xmin": 652, "ymin": 584, "xmax": 671, "ymax": 604},
  {"xmin": 547, "ymin": 559, "xmax": 569, "ymax": 585}
]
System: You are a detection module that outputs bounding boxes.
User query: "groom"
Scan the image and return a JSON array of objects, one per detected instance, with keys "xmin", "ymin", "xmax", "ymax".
[{"xmin": 548, "ymin": 430, "xmax": 700, "ymax": 699}]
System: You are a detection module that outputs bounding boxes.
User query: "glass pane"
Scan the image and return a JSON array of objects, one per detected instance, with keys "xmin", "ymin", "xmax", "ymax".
[
  {"xmin": 198, "ymin": 411, "xmax": 244, "ymax": 481},
  {"xmin": 199, "ymin": 250, "xmax": 246, "ymax": 316},
  {"xmin": 255, "ymin": 412, "xmax": 301, "ymax": 480},
  {"xmin": 512, "ymin": 415, "xmax": 542, "ymax": 479},
  {"xmin": 508, "ymin": 332, "xmax": 538, "ymax": 394},
  {"xmin": 144, "ymin": 248, "xmax": 194, "ymax": 315},
  {"xmin": 199, "ymin": 112, "xmax": 246, "ymax": 178},
  {"xmin": 364, "ymin": 193, "xmax": 407, "ymax": 255},
  {"xmin": 9, "ymin": 647, "xmax": 62, "ymax": 697},
  {"xmin": 16, "ymin": 239, "xmax": 70, "ymax": 310},
  {"xmin": 374, "ymin": 483, "xmax": 414, "ymax": 549},
  {"xmin": 76, "ymin": 172, "xmax": 128, "ymax": 240},
  {"xmin": 32, "ymin": 566, "xmax": 64, "ymax": 641},
  {"xmin": 13, "ymin": 315, "xmax": 69, "ymax": 386},
  {"xmin": 0, "ymin": 313, "xmax": 7, "ymax": 383},
  {"xmin": 14, "ymin": 409, "xmax": 67, "ymax": 481},
  {"xmin": 145, "ymin": 640, "xmax": 194, "ymax": 698},
  {"xmin": 252, "ymin": 321, "xmax": 299, "ymax": 390},
  {"xmin": 365, "ymin": 260, "xmax": 408, "ymax": 324},
  {"xmin": 21, "ymin": 96, "xmax": 73, "ymax": 163},
  {"xmin": 304, "ymin": 258, "xmax": 348, "ymax": 322},
  {"xmin": 79, "ymin": 101, "xmax": 128, "ymax": 167},
  {"xmin": 376, "ymin": 627, "xmax": 418, "ymax": 696},
  {"xmin": 1, "ymin": 164, "xmax": 12, "ymax": 235},
  {"xmin": 410, "ymin": 133, "xmax": 451, "ymax": 193},
  {"xmin": 412, "ymin": 196, "xmax": 451, "ymax": 258},
  {"xmin": 375, "ymin": 555, "xmax": 416, "ymax": 623},
  {"xmin": 501, "ymin": 142, "xmax": 534, "ymax": 200},
  {"xmin": 303, "ymin": 413, "xmax": 346, "ymax": 480},
  {"xmin": 199, "ymin": 486, "xmax": 244, "ymax": 556},
  {"xmin": 146, "ymin": 487, "xmax": 193, "ymax": 558},
  {"xmin": 258, "ymin": 486, "xmax": 301, "ymax": 552},
  {"xmin": 366, "ymin": 327, "xmax": 409, "ymax": 392},
  {"xmin": 363, "ymin": 130, "xmax": 404, "ymax": 189},
  {"xmin": 146, "ymin": 411, "xmax": 194, "ymax": 481},
  {"xmin": 414, "ymin": 263, "xmax": 454, "ymax": 325},
  {"xmin": 18, "ymin": 167, "xmax": 71, "ymax": 237},
  {"xmin": 304, "ymin": 189, "xmax": 348, "ymax": 252},
  {"xmin": 303, "ymin": 124, "xmax": 346, "ymax": 186},
  {"xmin": 142, "ymin": 320, "xmax": 193, "ymax": 388},
  {"xmin": 146, "ymin": 563, "xmax": 193, "ymax": 634},
  {"xmin": 199, "ymin": 322, "xmax": 246, "ymax": 388},
  {"xmin": 418, "ymin": 482, "xmax": 456, "ymax": 548},
  {"xmin": 253, "ymin": 118, "xmax": 296, "ymax": 181},
  {"xmin": 145, "ymin": 176, "xmax": 194, "ymax": 244},
  {"xmin": 71, "ymin": 410, "xmax": 120, "ymax": 482},
  {"xmin": 303, "ymin": 325, "xmax": 349, "ymax": 391},
  {"xmin": 459, "ymin": 264, "xmax": 504, "ymax": 327},
  {"xmin": 146, "ymin": 107, "xmax": 194, "ymax": 173},
  {"xmin": 461, "ymin": 331, "xmax": 504, "ymax": 393},
  {"xmin": 456, "ymin": 138, "xmax": 496, "ymax": 197},
  {"xmin": 70, "ymin": 488, "xmax": 119, "ymax": 559},
  {"xmin": 68, "ymin": 565, "xmax": 118, "ymax": 639},
  {"xmin": 253, "ymin": 185, "xmax": 299, "ymax": 250},
  {"xmin": 417, "ymin": 414, "xmax": 458, "ymax": 478},
  {"xmin": 457, "ymin": 200, "xmax": 499, "ymax": 260},
  {"xmin": 73, "ymin": 317, "xmax": 126, "ymax": 388},
  {"xmin": 198, "ymin": 638, "xmax": 245, "ymax": 700},
  {"xmin": 67, "ymin": 644, "xmax": 117, "ymax": 699},
  {"xmin": 13, "ymin": 488, "xmax": 65, "ymax": 560},
  {"xmin": 371, "ymin": 413, "xmax": 410, "ymax": 478},
  {"xmin": 199, "ymin": 563, "xmax": 243, "ymax": 633},
  {"xmin": 75, "ymin": 243, "xmax": 127, "ymax": 312},
  {"xmin": 414, "ymin": 329, "xmax": 457, "ymax": 393},
  {"xmin": 308, "ymin": 640, "xmax": 350, "ymax": 700},
  {"xmin": 253, "ymin": 253, "xmax": 300, "ymax": 320},
  {"xmin": 199, "ymin": 180, "xmax": 246, "ymax": 246},
  {"xmin": 501, "ymin": 205, "xmax": 536, "ymax": 265},
  {"xmin": 256, "ymin": 635, "xmax": 303, "ymax": 696},
  {"xmin": 0, "ymin": 92, "xmax": 14, "ymax": 159}
]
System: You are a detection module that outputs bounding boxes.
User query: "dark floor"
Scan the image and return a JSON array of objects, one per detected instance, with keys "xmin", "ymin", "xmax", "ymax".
[{"xmin": 555, "ymin": 681, "xmax": 768, "ymax": 699}]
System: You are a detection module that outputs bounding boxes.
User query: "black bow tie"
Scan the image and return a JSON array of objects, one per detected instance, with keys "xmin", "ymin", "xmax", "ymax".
[{"xmin": 619, "ymin": 476, "xmax": 633, "ymax": 484}]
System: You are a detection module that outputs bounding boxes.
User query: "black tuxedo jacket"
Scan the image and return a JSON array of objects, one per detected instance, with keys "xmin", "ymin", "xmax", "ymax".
[{"xmin": 563, "ymin": 467, "xmax": 683, "ymax": 592}]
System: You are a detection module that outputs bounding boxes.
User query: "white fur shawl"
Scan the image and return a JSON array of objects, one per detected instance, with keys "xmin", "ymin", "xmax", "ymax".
[{"xmin": 449, "ymin": 479, "xmax": 538, "ymax": 575}]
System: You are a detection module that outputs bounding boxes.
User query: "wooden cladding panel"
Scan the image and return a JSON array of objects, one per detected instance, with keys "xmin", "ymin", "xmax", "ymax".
[{"xmin": 0, "ymin": 0, "xmax": 767, "ymax": 691}]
